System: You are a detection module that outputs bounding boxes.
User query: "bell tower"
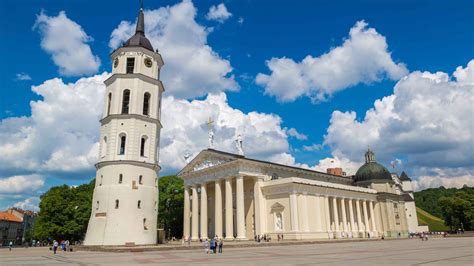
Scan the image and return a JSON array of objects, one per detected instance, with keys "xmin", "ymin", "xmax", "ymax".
[{"xmin": 84, "ymin": 7, "xmax": 164, "ymax": 246}]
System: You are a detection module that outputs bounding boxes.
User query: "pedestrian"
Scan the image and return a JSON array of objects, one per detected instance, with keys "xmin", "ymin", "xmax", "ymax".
[
  {"xmin": 188, "ymin": 236, "xmax": 191, "ymax": 246},
  {"xmin": 203, "ymin": 239, "xmax": 209, "ymax": 254},
  {"xmin": 53, "ymin": 240, "xmax": 58, "ymax": 254},
  {"xmin": 218, "ymin": 239, "xmax": 223, "ymax": 253},
  {"xmin": 210, "ymin": 238, "xmax": 215, "ymax": 254},
  {"xmin": 9, "ymin": 241, "xmax": 12, "ymax": 251}
]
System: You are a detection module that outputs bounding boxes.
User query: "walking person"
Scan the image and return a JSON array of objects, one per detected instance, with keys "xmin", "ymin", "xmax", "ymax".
[
  {"xmin": 203, "ymin": 239, "xmax": 209, "ymax": 254},
  {"xmin": 53, "ymin": 240, "xmax": 58, "ymax": 254},
  {"xmin": 210, "ymin": 238, "xmax": 215, "ymax": 254},
  {"xmin": 218, "ymin": 239, "xmax": 223, "ymax": 254},
  {"xmin": 8, "ymin": 241, "xmax": 12, "ymax": 251}
]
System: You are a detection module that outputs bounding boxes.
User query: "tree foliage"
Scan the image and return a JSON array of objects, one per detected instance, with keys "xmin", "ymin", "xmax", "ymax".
[
  {"xmin": 158, "ymin": 175, "xmax": 184, "ymax": 238},
  {"xmin": 33, "ymin": 179, "xmax": 94, "ymax": 242},
  {"xmin": 414, "ymin": 186, "xmax": 474, "ymax": 217}
]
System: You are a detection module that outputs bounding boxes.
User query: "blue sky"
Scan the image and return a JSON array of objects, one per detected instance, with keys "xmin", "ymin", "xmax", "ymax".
[{"xmin": 0, "ymin": 0, "xmax": 473, "ymax": 211}]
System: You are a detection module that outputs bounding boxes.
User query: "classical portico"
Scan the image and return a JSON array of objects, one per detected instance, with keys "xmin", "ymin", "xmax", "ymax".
[{"xmin": 178, "ymin": 149, "xmax": 416, "ymax": 241}]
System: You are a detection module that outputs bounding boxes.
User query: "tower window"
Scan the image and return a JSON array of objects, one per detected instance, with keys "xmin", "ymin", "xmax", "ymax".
[
  {"xmin": 126, "ymin": 58, "xmax": 135, "ymax": 74},
  {"xmin": 101, "ymin": 136, "xmax": 107, "ymax": 158},
  {"xmin": 121, "ymin": 90, "xmax": 130, "ymax": 114},
  {"xmin": 96, "ymin": 201, "xmax": 99, "ymax": 210},
  {"xmin": 119, "ymin": 174, "xmax": 123, "ymax": 184},
  {"xmin": 115, "ymin": 200, "xmax": 119, "ymax": 209},
  {"xmin": 138, "ymin": 200, "xmax": 141, "ymax": 209},
  {"xmin": 143, "ymin": 218, "xmax": 148, "ymax": 230},
  {"xmin": 119, "ymin": 134, "xmax": 126, "ymax": 155},
  {"xmin": 140, "ymin": 137, "xmax": 147, "ymax": 157},
  {"xmin": 107, "ymin": 92, "xmax": 112, "ymax": 116},
  {"xmin": 100, "ymin": 175, "xmax": 103, "ymax": 186},
  {"xmin": 139, "ymin": 175, "xmax": 143, "ymax": 185},
  {"xmin": 143, "ymin": 92, "xmax": 151, "ymax": 115}
]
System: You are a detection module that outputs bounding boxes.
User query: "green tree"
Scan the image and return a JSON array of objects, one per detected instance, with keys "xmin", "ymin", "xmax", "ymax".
[
  {"xmin": 33, "ymin": 179, "xmax": 94, "ymax": 242},
  {"xmin": 438, "ymin": 191, "xmax": 474, "ymax": 231},
  {"xmin": 158, "ymin": 175, "xmax": 184, "ymax": 238}
]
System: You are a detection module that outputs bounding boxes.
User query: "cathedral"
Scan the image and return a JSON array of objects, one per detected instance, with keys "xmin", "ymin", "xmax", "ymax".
[
  {"xmin": 178, "ymin": 148, "xmax": 427, "ymax": 240},
  {"xmin": 84, "ymin": 8, "xmax": 164, "ymax": 246}
]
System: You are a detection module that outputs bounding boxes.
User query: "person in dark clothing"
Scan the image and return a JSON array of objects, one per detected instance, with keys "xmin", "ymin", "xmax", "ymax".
[{"xmin": 218, "ymin": 239, "xmax": 223, "ymax": 253}]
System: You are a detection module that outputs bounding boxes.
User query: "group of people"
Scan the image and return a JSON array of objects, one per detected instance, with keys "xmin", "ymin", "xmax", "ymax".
[
  {"xmin": 255, "ymin": 234, "xmax": 272, "ymax": 242},
  {"xmin": 52, "ymin": 240, "xmax": 71, "ymax": 254},
  {"xmin": 203, "ymin": 237, "xmax": 223, "ymax": 254}
]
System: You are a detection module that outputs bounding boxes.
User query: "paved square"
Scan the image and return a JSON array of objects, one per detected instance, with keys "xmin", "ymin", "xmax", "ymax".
[{"xmin": 1, "ymin": 238, "xmax": 472, "ymax": 265}]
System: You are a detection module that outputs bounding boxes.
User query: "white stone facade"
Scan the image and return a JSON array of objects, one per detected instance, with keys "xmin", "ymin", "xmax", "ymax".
[
  {"xmin": 179, "ymin": 149, "xmax": 425, "ymax": 241},
  {"xmin": 84, "ymin": 26, "xmax": 164, "ymax": 245}
]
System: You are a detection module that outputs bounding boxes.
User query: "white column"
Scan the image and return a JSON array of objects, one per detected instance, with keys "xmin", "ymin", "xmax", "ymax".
[
  {"xmin": 324, "ymin": 196, "xmax": 331, "ymax": 232},
  {"xmin": 315, "ymin": 195, "xmax": 323, "ymax": 232},
  {"xmin": 341, "ymin": 198, "xmax": 348, "ymax": 236},
  {"xmin": 236, "ymin": 175, "xmax": 247, "ymax": 240},
  {"xmin": 200, "ymin": 183, "xmax": 208, "ymax": 239},
  {"xmin": 225, "ymin": 177, "xmax": 234, "ymax": 240},
  {"xmin": 348, "ymin": 199, "xmax": 356, "ymax": 236},
  {"xmin": 301, "ymin": 193, "xmax": 309, "ymax": 232},
  {"xmin": 370, "ymin": 201, "xmax": 377, "ymax": 236},
  {"xmin": 356, "ymin": 199, "xmax": 363, "ymax": 234},
  {"xmin": 332, "ymin": 197, "xmax": 340, "ymax": 237},
  {"xmin": 183, "ymin": 186, "xmax": 191, "ymax": 240},
  {"xmin": 289, "ymin": 191, "xmax": 299, "ymax": 232},
  {"xmin": 191, "ymin": 185, "xmax": 199, "ymax": 240},
  {"xmin": 214, "ymin": 180, "xmax": 223, "ymax": 238},
  {"xmin": 253, "ymin": 178, "xmax": 264, "ymax": 236},
  {"xmin": 363, "ymin": 200, "xmax": 370, "ymax": 236}
]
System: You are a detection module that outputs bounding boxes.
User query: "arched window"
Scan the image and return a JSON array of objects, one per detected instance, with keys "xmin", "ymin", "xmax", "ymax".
[
  {"xmin": 140, "ymin": 137, "xmax": 147, "ymax": 157},
  {"xmin": 138, "ymin": 200, "xmax": 141, "ymax": 209},
  {"xmin": 101, "ymin": 136, "xmax": 107, "ymax": 158},
  {"xmin": 115, "ymin": 200, "xmax": 119, "ymax": 209},
  {"xmin": 119, "ymin": 134, "xmax": 126, "ymax": 155},
  {"xmin": 121, "ymin": 89, "xmax": 130, "ymax": 114},
  {"xmin": 143, "ymin": 218, "xmax": 148, "ymax": 230},
  {"xmin": 96, "ymin": 201, "xmax": 99, "ymax": 210},
  {"xmin": 99, "ymin": 175, "xmax": 103, "ymax": 186},
  {"xmin": 143, "ymin": 92, "xmax": 151, "ymax": 115},
  {"xmin": 107, "ymin": 93, "xmax": 112, "ymax": 116},
  {"xmin": 119, "ymin": 174, "xmax": 123, "ymax": 184},
  {"xmin": 139, "ymin": 175, "xmax": 143, "ymax": 185}
]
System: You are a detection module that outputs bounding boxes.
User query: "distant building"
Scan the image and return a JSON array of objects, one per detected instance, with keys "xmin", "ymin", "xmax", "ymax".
[
  {"xmin": 7, "ymin": 208, "xmax": 37, "ymax": 244},
  {"xmin": 326, "ymin": 167, "xmax": 346, "ymax": 177},
  {"xmin": 0, "ymin": 211, "xmax": 23, "ymax": 245}
]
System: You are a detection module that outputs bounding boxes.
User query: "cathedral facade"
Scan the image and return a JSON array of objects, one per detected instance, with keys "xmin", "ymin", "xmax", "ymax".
[
  {"xmin": 178, "ymin": 149, "xmax": 425, "ymax": 240},
  {"xmin": 84, "ymin": 8, "xmax": 164, "ymax": 246}
]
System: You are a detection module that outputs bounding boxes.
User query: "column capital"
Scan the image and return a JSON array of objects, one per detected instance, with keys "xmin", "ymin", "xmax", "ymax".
[{"xmin": 225, "ymin": 176, "xmax": 234, "ymax": 181}]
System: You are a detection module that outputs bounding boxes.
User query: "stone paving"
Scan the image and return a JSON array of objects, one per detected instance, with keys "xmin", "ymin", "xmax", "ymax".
[{"xmin": 1, "ymin": 237, "xmax": 472, "ymax": 265}]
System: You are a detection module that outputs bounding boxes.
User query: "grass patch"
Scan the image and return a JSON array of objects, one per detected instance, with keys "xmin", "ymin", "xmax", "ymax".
[{"xmin": 416, "ymin": 207, "xmax": 449, "ymax": 231}]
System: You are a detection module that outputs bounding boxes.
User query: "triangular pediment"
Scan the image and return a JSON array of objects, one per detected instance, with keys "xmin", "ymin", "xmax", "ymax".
[
  {"xmin": 177, "ymin": 149, "xmax": 241, "ymax": 176},
  {"xmin": 270, "ymin": 202, "xmax": 285, "ymax": 211}
]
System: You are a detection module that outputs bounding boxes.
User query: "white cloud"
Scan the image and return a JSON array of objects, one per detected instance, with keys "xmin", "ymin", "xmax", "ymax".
[
  {"xmin": 109, "ymin": 0, "xmax": 238, "ymax": 99},
  {"xmin": 412, "ymin": 175, "xmax": 474, "ymax": 191},
  {"xmin": 324, "ymin": 60, "xmax": 474, "ymax": 180},
  {"xmin": 453, "ymin": 59, "xmax": 474, "ymax": 85},
  {"xmin": 0, "ymin": 73, "xmax": 108, "ymax": 176},
  {"xmin": 256, "ymin": 20, "xmax": 408, "ymax": 103},
  {"xmin": 161, "ymin": 93, "xmax": 291, "ymax": 171},
  {"xmin": 33, "ymin": 11, "xmax": 101, "ymax": 76},
  {"xmin": 206, "ymin": 3, "xmax": 232, "ymax": 23},
  {"xmin": 16, "ymin": 73, "xmax": 32, "ymax": 81},
  {"xmin": 14, "ymin": 197, "xmax": 40, "ymax": 211},
  {"xmin": 303, "ymin": 144, "xmax": 323, "ymax": 151},
  {"xmin": 0, "ymin": 175, "xmax": 44, "ymax": 194},
  {"xmin": 238, "ymin": 17, "xmax": 244, "ymax": 25},
  {"xmin": 286, "ymin": 127, "xmax": 307, "ymax": 140}
]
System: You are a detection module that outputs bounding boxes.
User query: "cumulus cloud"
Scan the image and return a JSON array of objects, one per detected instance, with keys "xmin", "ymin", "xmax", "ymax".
[
  {"xmin": 109, "ymin": 0, "xmax": 238, "ymax": 99},
  {"xmin": 412, "ymin": 175, "xmax": 474, "ymax": 191},
  {"xmin": 0, "ymin": 73, "xmax": 108, "ymax": 177},
  {"xmin": 0, "ymin": 175, "xmax": 44, "ymax": 194},
  {"xmin": 206, "ymin": 3, "xmax": 232, "ymax": 22},
  {"xmin": 303, "ymin": 144, "xmax": 323, "ymax": 151},
  {"xmin": 14, "ymin": 197, "xmax": 40, "ymax": 211},
  {"xmin": 286, "ymin": 127, "xmax": 307, "ymax": 140},
  {"xmin": 33, "ymin": 10, "xmax": 101, "ymax": 76},
  {"xmin": 16, "ymin": 73, "xmax": 32, "ymax": 81},
  {"xmin": 324, "ymin": 60, "xmax": 474, "ymax": 180},
  {"xmin": 161, "ymin": 93, "xmax": 291, "ymax": 171},
  {"xmin": 256, "ymin": 20, "xmax": 408, "ymax": 103}
]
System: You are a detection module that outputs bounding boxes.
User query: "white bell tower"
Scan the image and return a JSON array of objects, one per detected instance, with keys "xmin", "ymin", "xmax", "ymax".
[{"xmin": 84, "ymin": 7, "xmax": 164, "ymax": 246}]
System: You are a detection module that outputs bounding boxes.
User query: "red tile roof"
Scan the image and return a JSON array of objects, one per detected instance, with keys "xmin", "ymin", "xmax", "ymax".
[{"xmin": 0, "ymin": 212, "xmax": 22, "ymax": 222}]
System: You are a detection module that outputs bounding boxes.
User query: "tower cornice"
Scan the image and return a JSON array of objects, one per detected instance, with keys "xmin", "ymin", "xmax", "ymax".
[
  {"xmin": 111, "ymin": 46, "xmax": 164, "ymax": 66},
  {"xmin": 100, "ymin": 114, "xmax": 162, "ymax": 128},
  {"xmin": 96, "ymin": 160, "xmax": 161, "ymax": 171},
  {"xmin": 105, "ymin": 73, "xmax": 165, "ymax": 92}
]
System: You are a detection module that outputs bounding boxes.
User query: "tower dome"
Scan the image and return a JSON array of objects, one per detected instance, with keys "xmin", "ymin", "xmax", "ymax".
[
  {"xmin": 354, "ymin": 149, "xmax": 392, "ymax": 182},
  {"xmin": 123, "ymin": 8, "xmax": 154, "ymax": 51}
]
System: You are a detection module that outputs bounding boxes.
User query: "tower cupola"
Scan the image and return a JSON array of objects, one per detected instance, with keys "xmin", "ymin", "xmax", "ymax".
[{"xmin": 124, "ymin": 8, "xmax": 154, "ymax": 51}]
